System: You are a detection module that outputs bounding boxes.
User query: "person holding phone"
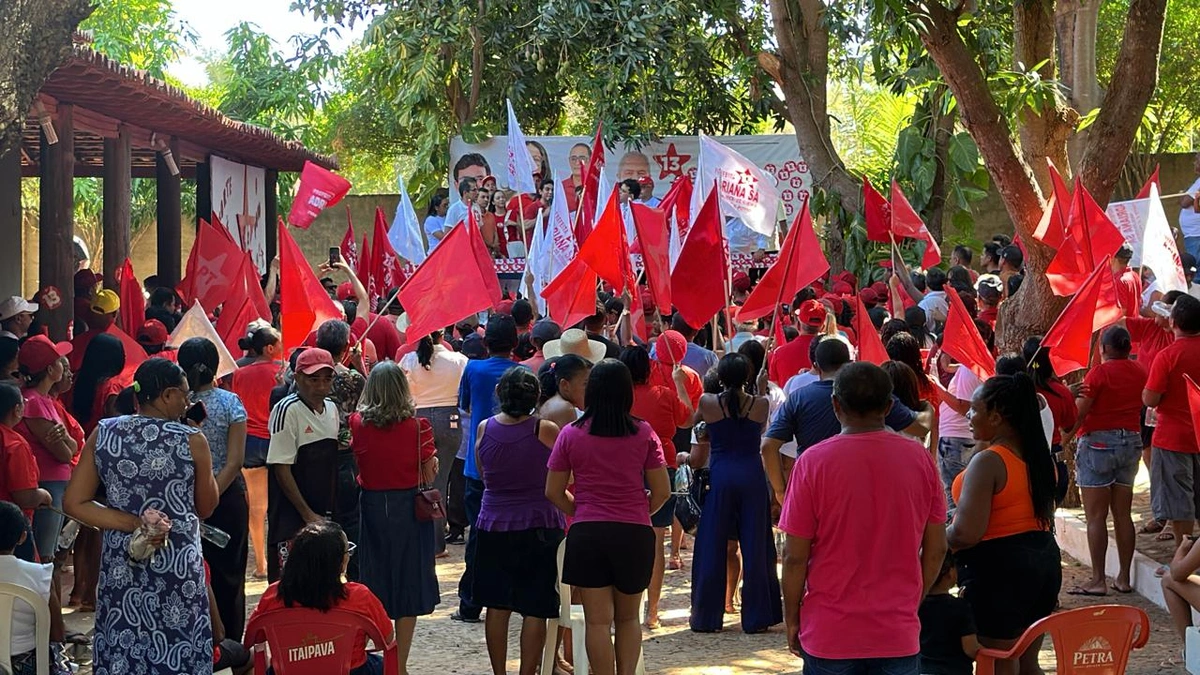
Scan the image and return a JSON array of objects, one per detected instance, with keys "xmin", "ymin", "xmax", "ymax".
[{"xmin": 179, "ymin": 337, "xmax": 250, "ymax": 641}]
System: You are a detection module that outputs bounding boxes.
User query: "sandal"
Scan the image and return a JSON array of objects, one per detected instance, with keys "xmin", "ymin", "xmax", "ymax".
[
  {"xmin": 1140, "ymin": 520, "xmax": 1165, "ymax": 535},
  {"xmin": 1066, "ymin": 586, "xmax": 1107, "ymax": 597},
  {"xmin": 667, "ymin": 555, "xmax": 683, "ymax": 571}
]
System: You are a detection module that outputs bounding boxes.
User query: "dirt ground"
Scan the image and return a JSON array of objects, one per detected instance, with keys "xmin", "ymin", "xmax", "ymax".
[{"xmin": 62, "ymin": 533, "xmax": 1183, "ymax": 674}]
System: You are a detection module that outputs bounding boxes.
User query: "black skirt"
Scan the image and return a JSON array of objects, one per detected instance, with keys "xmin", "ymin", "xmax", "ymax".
[
  {"xmin": 358, "ymin": 488, "xmax": 440, "ymax": 618},
  {"xmin": 471, "ymin": 527, "xmax": 564, "ymax": 619},
  {"xmin": 957, "ymin": 530, "xmax": 1061, "ymax": 640}
]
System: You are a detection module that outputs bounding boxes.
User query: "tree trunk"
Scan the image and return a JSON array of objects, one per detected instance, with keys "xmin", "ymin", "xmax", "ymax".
[
  {"xmin": 1014, "ymin": 0, "xmax": 1075, "ymax": 197},
  {"xmin": 766, "ymin": 0, "xmax": 860, "ymax": 273},
  {"xmin": 924, "ymin": 90, "xmax": 954, "ymax": 243},
  {"xmin": 0, "ymin": 0, "xmax": 94, "ymax": 160},
  {"xmin": 1057, "ymin": 0, "xmax": 1102, "ymax": 171}
]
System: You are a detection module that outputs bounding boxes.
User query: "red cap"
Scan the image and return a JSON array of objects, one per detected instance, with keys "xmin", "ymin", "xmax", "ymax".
[
  {"xmin": 296, "ymin": 348, "xmax": 335, "ymax": 375},
  {"xmin": 18, "ymin": 335, "xmax": 72, "ymax": 374},
  {"xmin": 336, "ymin": 282, "xmax": 355, "ymax": 302},
  {"xmin": 831, "ymin": 280, "xmax": 852, "ymax": 295},
  {"xmin": 136, "ymin": 319, "xmax": 170, "ymax": 346},
  {"xmin": 834, "ymin": 270, "xmax": 857, "ymax": 288},
  {"xmin": 798, "ymin": 299, "xmax": 827, "ymax": 326},
  {"xmin": 656, "ymin": 330, "xmax": 687, "ymax": 365},
  {"xmin": 731, "ymin": 270, "xmax": 751, "ymax": 293},
  {"xmin": 637, "ymin": 175, "xmax": 654, "ymax": 186},
  {"xmin": 482, "ymin": 174, "xmax": 498, "ymax": 188},
  {"xmin": 860, "ymin": 288, "xmax": 880, "ymax": 305},
  {"xmin": 871, "ymin": 281, "xmax": 888, "ymax": 296},
  {"xmin": 495, "ymin": 299, "xmax": 515, "ymax": 316}
]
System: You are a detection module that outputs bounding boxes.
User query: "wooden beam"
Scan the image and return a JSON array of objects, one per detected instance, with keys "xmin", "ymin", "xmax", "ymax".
[
  {"xmin": 20, "ymin": 163, "xmax": 196, "ymax": 179},
  {"xmin": 265, "ymin": 169, "xmax": 278, "ymax": 263},
  {"xmin": 39, "ymin": 104, "xmax": 74, "ymax": 340},
  {"xmin": 156, "ymin": 137, "xmax": 182, "ymax": 286},
  {"xmin": 0, "ymin": 146, "xmax": 21, "ymax": 296},
  {"xmin": 195, "ymin": 159, "xmax": 211, "ymax": 229},
  {"xmin": 102, "ymin": 126, "xmax": 132, "ymax": 289}
]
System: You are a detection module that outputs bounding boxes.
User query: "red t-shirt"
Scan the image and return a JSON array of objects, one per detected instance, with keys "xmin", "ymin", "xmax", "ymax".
[
  {"xmin": 1127, "ymin": 317, "xmax": 1174, "ymax": 368},
  {"xmin": 1079, "ymin": 359, "xmax": 1148, "ymax": 435},
  {"xmin": 248, "ymin": 582, "xmax": 393, "ymax": 670},
  {"xmin": 1039, "ymin": 380, "xmax": 1077, "ymax": 446},
  {"xmin": 1115, "ymin": 269, "xmax": 1142, "ymax": 318},
  {"xmin": 631, "ymin": 383, "xmax": 691, "ymax": 468},
  {"xmin": 769, "ymin": 333, "xmax": 817, "ymax": 386},
  {"xmin": 231, "ymin": 360, "xmax": 282, "ymax": 440},
  {"xmin": 0, "ymin": 425, "xmax": 40, "ymax": 520},
  {"xmin": 350, "ymin": 315, "xmax": 403, "ymax": 366},
  {"xmin": 1147, "ymin": 335, "xmax": 1200, "ymax": 453},
  {"xmin": 778, "ymin": 430, "xmax": 945, "ymax": 659},
  {"xmin": 349, "ymin": 414, "xmax": 435, "ymax": 490},
  {"xmin": 977, "ymin": 306, "xmax": 998, "ymax": 328},
  {"xmin": 648, "ymin": 361, "xmax": 702, "ymax": 407}
]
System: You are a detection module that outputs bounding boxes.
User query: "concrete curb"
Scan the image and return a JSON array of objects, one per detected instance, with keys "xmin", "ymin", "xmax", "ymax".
[{"xmin": 1053, "ymin": 509, "xmax": 1169, "ymax": 610}]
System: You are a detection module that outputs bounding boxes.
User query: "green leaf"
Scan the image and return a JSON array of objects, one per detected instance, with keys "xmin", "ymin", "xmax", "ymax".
[{"xmin": 948, "ymin": 132, "xmax": 979, "ymax": 172}]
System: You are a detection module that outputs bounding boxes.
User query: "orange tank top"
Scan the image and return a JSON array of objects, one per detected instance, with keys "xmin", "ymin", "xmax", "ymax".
[{"xmin": 951, "ymin": 444, "xmax": 1046, "ymax": 541}]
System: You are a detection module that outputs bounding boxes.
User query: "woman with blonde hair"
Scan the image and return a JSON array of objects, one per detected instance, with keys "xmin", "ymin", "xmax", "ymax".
[{"xmin": 350, "ymin": 362, "xmax": 440, "ymax": 674}]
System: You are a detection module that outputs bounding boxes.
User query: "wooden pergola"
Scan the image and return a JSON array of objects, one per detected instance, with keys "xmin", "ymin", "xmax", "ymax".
[{"xmin": 0, "ymin": 37, "xmax": 337, "ymax": 339}]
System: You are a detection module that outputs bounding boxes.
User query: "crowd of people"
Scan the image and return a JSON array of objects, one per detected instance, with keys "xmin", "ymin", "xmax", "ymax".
[{"xmin": 2, "ymin": 206, "xmax": 1200, "ymax": 675}]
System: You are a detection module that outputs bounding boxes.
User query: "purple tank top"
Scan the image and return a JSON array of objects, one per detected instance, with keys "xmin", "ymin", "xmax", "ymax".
[{"xmin": 476, "ymin": 417, "xmax": 566, "ymax": 532}]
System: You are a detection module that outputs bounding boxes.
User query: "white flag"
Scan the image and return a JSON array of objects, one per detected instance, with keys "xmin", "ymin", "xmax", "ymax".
[
  {"xmin": 1142, "ymin": 184, "xmax": 1188, "ymax": 294},
  {"xmin": 668, "ymin": 208, "xmax": 683, "ymax": 272},
  {"xmin": 505, "ymin": 99, "xmax": 537, "ymax": 194},
  {"xmin": 389, "ymin": 175, "xmax": 427, "ymax": 265},
  {"xmin": 594, "ymin": 170, "xmax": 613, "ymax": 223},
  {"xmin": 692, "ymin": 133, "xmax": 780, "ymax": 236},
  {"xmin": 1105, "ymin": 198, "xmax": 1150, "ymax": 265},
  {"xmin": 545, "ymin": 175, "xmax": 578, "ymax": 281},
  {"xmin": 168, "ymin": 300, "xmax": 239, "ymax": 379}
]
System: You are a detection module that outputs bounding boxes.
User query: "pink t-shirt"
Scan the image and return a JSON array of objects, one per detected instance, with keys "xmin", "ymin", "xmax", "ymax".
[
  {"xmin": 547, "ymin": 419, "xmax": 666, "ymax": 526},
  {"xmin": 18, "ymin": 390, "xmax": 70, "ymax": 482},
  {"xmin": 778, "ymin": 430, "xmax": 946, "ymax": 660}
]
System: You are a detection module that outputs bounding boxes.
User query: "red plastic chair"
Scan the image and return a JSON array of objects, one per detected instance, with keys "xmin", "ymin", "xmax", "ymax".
[
  {"xmin": 975, "ymin": 605, "xmax": 1150, "ymax": 675},
  {"xmin": 243, "ymin": 607, "xmax": 398, "ymax": 675}
]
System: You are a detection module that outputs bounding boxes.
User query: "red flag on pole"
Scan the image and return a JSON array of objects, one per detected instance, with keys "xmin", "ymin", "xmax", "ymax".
[
  {"xmin": 1034, "ymin": 160, "xmax": 1073, "ymax": 249},
  {"xmin": 279, "ymin": 218, "xmax": 343, "ymax": 353},
  {"xmin": 340, "ymin": 209, "xmax": 359, "ymax": 271},
  {"xmin": 942, "ymin": 287, "xmax": 995, "ymax": 380},
  {"xmin": 1186, "ymin": 375, "xmax": 1200, "ymax": 451},
  {"xmin": 179, "ymin": 219, "xmax": 246, "ymax": 313},
  {"xmin": 1135, "ymin": 165, "xmax": 1160, "ymax": 200},
  {"xmin": 399, "ymin": 220, "xmax": 498, "ymax": 345},
  {"xmin": 631, "ymin": 203, "xmax": 671, "ymax": 311},
  {"xmin": 890, "ymin": 180, "xmax": 941, "ymax": 269},
  {"xmin": 1046, "ymin": 181, "xmax": 1126, "ymax": 295},
  {"xmin": 577, "ymin": 189, "xmax": 633, "ymax": 293},
  {"xmin": 862, "ymin": 177, "xmax": 891, "ymax": 243},
  {"xmin": 670, "ymin": 187, "xmax": 729, "ymax": 328},
  {"xmin": 288, "ymin": 161, "xmax": 352, "ymax": 229},
  {"xmin": 576, "ymin": 124, "xmax": 606, "ymax": 244},
  {"xmin": 542, "ymin": 257, "xmax": 600, "ymax": 331},
  {"xmin": 466, "ymin": 209, "xmax": 503, "ymax": 306},
  {"xmin": 739, "ymin": 197, "xmax": 828, "ymax": 321},
  {"xmin": 370, "ymin": 207, "xmax": 407, "ymax": 301},
  {"xmin": 658, "ymin": 175, "xmax": 694, "ymax": 243},
  {"xmin": 852, "ymin": 294, "xmax": 888, "ymax": 365},
  {"xmin": 1042, "ymin": 256, "xmax": 1124, "ymax": 375},
  {"xmin": 115, "ymin": 258, "xmax": 144, "ymax": 334},
  {"xmin": 236, "ymin": 253, "xmax": 271, "ymax": 322},
  {"xmin": 215, "ymin": 295, "xmax": 257, "ymax": 357},
  {"xmin": 356, "ymin": 235, "xmax": 372, "ymax": 294}
]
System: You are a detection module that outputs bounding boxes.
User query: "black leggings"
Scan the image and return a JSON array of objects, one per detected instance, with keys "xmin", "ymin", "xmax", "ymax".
[{"xmin": 202, "ymin": 480, "xmax": 250, "ymax": 641}]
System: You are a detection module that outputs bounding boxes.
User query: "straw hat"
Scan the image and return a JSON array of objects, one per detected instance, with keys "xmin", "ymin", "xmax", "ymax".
[{"xmin": 542, "ymin": 328, "xmax": 606, "ymax": 362}]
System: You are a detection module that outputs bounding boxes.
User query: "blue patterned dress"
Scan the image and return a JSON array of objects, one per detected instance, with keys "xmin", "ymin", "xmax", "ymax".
[{"xmin": 92, "ymin": 415, "xmax": 212, "ymax": 675}]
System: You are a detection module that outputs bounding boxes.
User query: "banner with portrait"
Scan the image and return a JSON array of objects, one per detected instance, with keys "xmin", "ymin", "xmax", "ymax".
[{"xmin": 210, "ymin": 154, "xmax": 268, "ymax": 272}]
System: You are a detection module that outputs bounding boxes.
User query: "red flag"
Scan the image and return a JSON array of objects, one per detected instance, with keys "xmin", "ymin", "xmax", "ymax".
[
  {"xmin": 658, "ymin": 175, "xmax": 693, "ymax": 243},
  {"xmin": 288, "ymin": 161, "xmax": 352, "ymax": 229},
  {"xmin": 631, "ymin": 204, "xmax": 671, "ymax": 311},
  {"xmin": 179, "ymin": 219, "xmax": 246, "ymax": 313},
  {"xmin": 356, "ymin": 235, "xmax": 372, "ymax": 294},
  {"xmin": 542, "ymin": 257, "xmax": 599, "ymax": 330},
  {"xmin": 1046, "ymin": 180, "xmax": 1126, "ymax": 295},
  {"xmin": 466, "ymin": 209, "xmax": 503, "ymax": 306},
  {"xmin": 577, "ymin": 189, "xmax": 633, "ymax": 293},
  {"xmin": 235, "ymin": 253, "xmax": 271, "ymax": 322},
  {"xmin": 1135, "ymin": 165, "xmax": 1160, "ymax": 200},
  {"xmin": 399, "ymin": 220, "xmax": 497, "ymax": 345},
  {"xmin": 670, "ymin": 187, "xmax": 728, "ymax": 328},
  {"xmin": 1034, "ymin": 160, "xmax": 1073, "ymax": 249},
  {"xmin": 942, "ymin": 287, "xmax": 995, "ymax": 380},
  {"xmin": 1042, "ymin": 256, "xmax": 1124, "ymax": 375},
  {"xmin": 370, "ymin": 207, "xmax": 407, "ymax": 301},
  {"xmin": 891, "ymin": 180, "xmax": 941, "ymax": 269},
  {"xmin": 576, "ymin": 124, "xmax": 606, "ymax": 244},
  {"xmin": 1186, "ymin": 375, "xmax": 1200, "ymax": 451},
  {"xmin": 115, "ymin": 258, "xmax": 144, "ymax": 334},
  {"xmin": 340, "ymin": 209, "xmax": 359, "ymax": 271},
  {"xmin": 862, "ymin": 177, "xmax": 891, "ymax": 243},
  {"xmin": 209, "ymin": 213, "xmax": 238, "ymax": 245},
  {"xmin": 215, "ymin": 295, "xmax": 257, "ymax": 357},
  {"xmin": 739, "ymin": 197, "xmax": 828, "ymax": 321},
  {"xmin": 852, "ymin": 294, "xmax": 888, "ymax": 365},
  {"xmin": 279, "ymin": 218, "xmax": 343, "ymax": 353}
]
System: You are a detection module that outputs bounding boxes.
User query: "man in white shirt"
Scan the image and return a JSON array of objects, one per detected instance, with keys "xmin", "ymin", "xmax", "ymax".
[
  {"xmin": 917, "ymin": 267, "xmax": 949, "ymax": 331},
  {"xmin": 1179, "ymin": 152, "xmax": 1200, "ymax": 261},
  {"xmin": 437, "ymin": 178, "xmax": 479, "ymax": 252},
  {"xmin": 0, "ymin": 297, "xmax": 37, "ymax": 341},
  {"xmin": 0, "ymin": 501, "xmax": 53, "ymax": 670}
]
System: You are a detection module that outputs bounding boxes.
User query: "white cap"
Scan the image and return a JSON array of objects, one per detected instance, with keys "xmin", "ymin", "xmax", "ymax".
[{"xmin": 0, "ymin": 296, "xmax": 37, "ymax": 322}]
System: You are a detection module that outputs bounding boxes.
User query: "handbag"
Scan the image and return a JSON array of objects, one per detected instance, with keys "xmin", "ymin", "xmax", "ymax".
[{"xmin": 414, "ymin": 422, "xmax": 444, "ymax": 522}]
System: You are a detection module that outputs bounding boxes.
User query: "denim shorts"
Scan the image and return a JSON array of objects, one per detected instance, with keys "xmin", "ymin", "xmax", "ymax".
[
  {"xmin": 937, "ymin": 437, "xmax": 975, "ymax": 507},
  {"xmin": 1075, "ymin": 429, "xmax": 1142, "ymax": 488},
  {"xmin": 244, "ymin": 435, "xmax": 270, "ymax": 468}
]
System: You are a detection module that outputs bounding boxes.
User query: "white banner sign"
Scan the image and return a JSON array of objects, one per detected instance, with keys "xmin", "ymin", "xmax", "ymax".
[
  {"xmin": 1105, "ymin": 198, "xmax": 1150, "ymax": 265},
  {"xmin": 448, "ymin": 134, "xmax": 812, "ymax": 224},
  {"xmin": 211, "ymin": 155, "xmax": 267, "ymax": 273}
]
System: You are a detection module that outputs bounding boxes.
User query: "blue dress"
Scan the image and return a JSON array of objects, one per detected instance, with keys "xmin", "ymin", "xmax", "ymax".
[
  {"xmin": 92, "ymin": 416, "xmax": 212, "ymax": 675},
  {"xmin": 689, "ymin": 400, "xmax": 783, "ymax": 633}
]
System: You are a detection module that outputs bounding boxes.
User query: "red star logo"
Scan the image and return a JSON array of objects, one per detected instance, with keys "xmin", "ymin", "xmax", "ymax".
[
  {"xmin": 653, "ymin": 143, "xmax": 692, "ymax": 181},
  {"xmin": 736, "ymin": 168, "xmax": 757, "ymax": 186}
]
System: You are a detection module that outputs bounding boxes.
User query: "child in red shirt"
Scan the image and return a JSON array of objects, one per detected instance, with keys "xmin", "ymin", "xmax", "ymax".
[{"xmin": 0, "ymin": 383, "xmax": 50, "ymax": 561}]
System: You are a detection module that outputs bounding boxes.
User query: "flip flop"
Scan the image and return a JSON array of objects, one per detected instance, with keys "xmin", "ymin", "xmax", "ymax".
[
  {"xmin": 1110, "ymin": 583, "xmax": 1134, "ymax": 594},
  {"xmin": 1155, "ymin": 564, "xmax": 1170, "ymax": 578},
  {"xmin": 1066, "ymin": 586, "xmax": 1108, "ymax": 597},
  {"xmin": 1156, "ymin": 530, "xmax": 1176, "ymax": 541},
  {"xmin": 1140, "ymin": 520, "xmax": 1165, "ymax": 534}
]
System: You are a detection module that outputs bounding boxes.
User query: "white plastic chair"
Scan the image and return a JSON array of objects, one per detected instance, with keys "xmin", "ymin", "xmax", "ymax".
[
  {"xmin": 541, "ymin": 539, "xmax": 645, "ymax": 675},
  {"xmin": 0, "ymin": 581, "xmax": 51, "ymax": 675}
]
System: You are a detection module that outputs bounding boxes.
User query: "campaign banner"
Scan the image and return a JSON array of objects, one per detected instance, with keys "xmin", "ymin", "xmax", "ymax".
[
  {"xmin": 211, "ymin": 155, "xmax": 267, "ymax": 272},
  {"xmin": 448, "ymin": 134, "xmax": 812, "ymax": 227}
]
